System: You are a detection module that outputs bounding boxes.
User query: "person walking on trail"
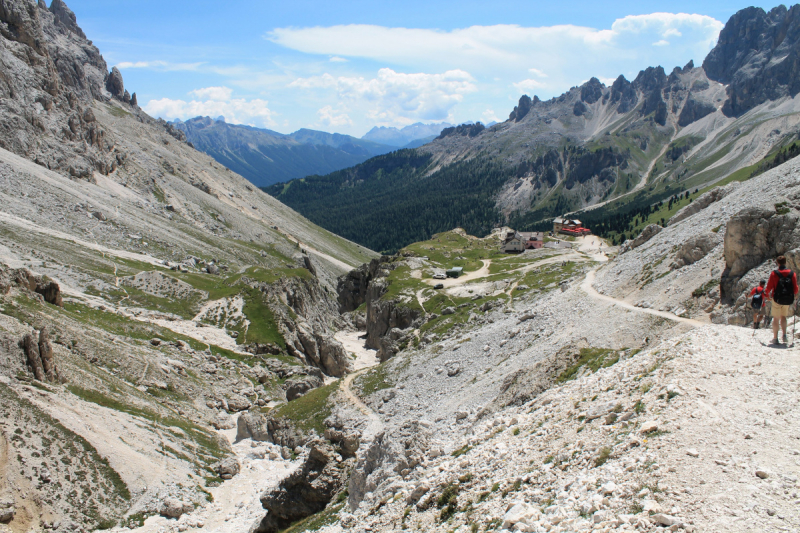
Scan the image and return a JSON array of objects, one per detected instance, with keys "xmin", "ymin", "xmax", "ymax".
[
  {"xmin": 749, "ymin": 280, "xmax": 767, "ymax": 329},
  {"xmin": 765, "ymin": 255, "xmax": 799, "ymax": 345}
]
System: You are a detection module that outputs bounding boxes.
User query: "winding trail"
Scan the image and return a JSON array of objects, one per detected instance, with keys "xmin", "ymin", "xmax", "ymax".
[
  {"xmin": 581, "ymin": 270, "xmax": 705, "ymax": 327},
  {"xmin": 341, "ymin": 367, "xmax": 385, "ymax": 440}
]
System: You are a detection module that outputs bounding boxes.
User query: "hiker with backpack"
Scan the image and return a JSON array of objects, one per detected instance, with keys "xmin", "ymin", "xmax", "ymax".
[
  {"xmin": 765, "ymin": 255, "xmax": 799, "ymax": 345},
  {"xmin": 749, "ymin": 280, "xmax": 767, "ymax": 329}
]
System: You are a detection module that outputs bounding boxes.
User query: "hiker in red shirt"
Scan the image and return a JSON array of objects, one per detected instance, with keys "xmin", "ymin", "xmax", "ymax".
[
  {"xmin": 765, "ymin": 255, "xmax": 799, "ymax": 345},
  {"xmin": 748, "ymin": 280, "xmax": 767, "ymax": 329}
]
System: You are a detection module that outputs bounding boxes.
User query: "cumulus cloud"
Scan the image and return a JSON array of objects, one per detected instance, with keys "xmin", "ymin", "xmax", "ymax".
[
  {"xmin": 481, "ymin": 108, "xmax": 500, "ymax": 123},
  {"xmin": 329, "ymin": 56, "xmax": 348, "ymax": 63},
  {"xmin": 189, "ymin": 86, "xmax": 233, "ymax": 100},
  {"xmin": 268, "ymin": 13, "xmax": 723, "ymax": 95},
  {"xmin": 317, "ymin": 105, "xmax": 353, "ymax": 127},
  {"xmin": 144, "ymin": 86, "xmax": 276, "ymax": 128},
  {"xmin": 290, "ymin": 68, "xmax": 476, "ymax": 123},
  {"xmin": 514, "ymin": 78, "xmax": 546, "ymax": 92}
]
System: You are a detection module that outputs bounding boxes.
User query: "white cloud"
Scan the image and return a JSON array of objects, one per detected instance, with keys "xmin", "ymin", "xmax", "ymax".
[
  {"xmin": 513, "ymin": 78, "xmax": 546, "ymax": 92},
  {"xmin": 317, "ymin": 105, "xmax": 353, "ymax": 127},
  {"xmin": 116, "ymin": 60, "xmax": 202, "ymax": 71},
  {"xmin": 290, "ymin": 68, "xmax": 476, "ymax": 123},
  {"xmin": 481, "ymin": 108, "xmax": 500, "ymax": 123},
  {"xmin": 329, "ymin": 56, "xmax": 348, "ymax": 63},
  {"xmin": 653, "ymin": 39, "xmax": 670, "ymax": 46},
  {"xmin": 144, "ymin": 86, "xmax": 276, "ymax": 128},
  {"xmin": 268, "ymin": 14, "xmax": 723, "ymax": 96},
  {"xmin": 189, "ymin": 86, "xmax": 233, "ymax": 100}
]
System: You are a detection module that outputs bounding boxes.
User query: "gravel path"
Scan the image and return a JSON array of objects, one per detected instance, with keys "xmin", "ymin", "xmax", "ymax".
[{"xmin": 582, "ymin": 270, "xmax": 706, "ymax": 327}]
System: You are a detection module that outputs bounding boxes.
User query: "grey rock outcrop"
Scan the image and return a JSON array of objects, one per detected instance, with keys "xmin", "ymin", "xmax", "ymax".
[
  {"xmin": 255, "ymin": 440, "xmax": 353, "ymax": 533},
  {"xmin": 20, "ymin": 327, "xmax": 59, "ymax": 382},
  {"xmin": 284, "ymin": 373, "xmax": 323, "ymax": 401},
  {"xmin": 677, "ymin": 94, "xmax": 717, "ymax": 126},
  {"xmin": 348, "ymin": 421, "xmax": 431, "ymax": 510},
  {"xmin": 365, "ymin": 279, "xmax": 421, "ymax": 360},
  {"xmin": 672, "ymin": 233, "xmax": 719, "ymax": 268},
  {"xmin": 266, "ymin": 417, "xmax": 307, "ymax": 449},
  {"xmin": 0, "ymin": 498, "xmax": 15, "ymax": 522},
  {"xmin": 721, "ymin": 207, "xmax": 800, "ymax": 300},
  {"xmin": 619, "ymin": 224, "xmax": 662, "ymax": 253},
  {"xmin": 105, "ymin": 66, "xmax": 124, "ymax": 99},
  {"xmin": 580, "ymin": 77, "xmax": 604, "ymax": 104},
  {"xmin": 669, "ymin": 183, "xmax": 740, "ymax": 226},
  {"xmin": 336, "ymin": 256, "xmax": 390, "ymax": 313},
  {"xmin": 236, "ymin": 411, "xmax": 271, "ymax": 442}
]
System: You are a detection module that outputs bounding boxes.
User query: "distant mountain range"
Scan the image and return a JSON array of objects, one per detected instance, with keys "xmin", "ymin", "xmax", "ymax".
[
  {"xmin": 361, "ymin": 122, "xmax": 453, "ymax": 147},
  {"xmin": 174, "ymin": 118, "xmax": 455, "ymax": 187},
  {"xmin": 266, "ymin": 5, "xmax": 800, "ymax": 254}
]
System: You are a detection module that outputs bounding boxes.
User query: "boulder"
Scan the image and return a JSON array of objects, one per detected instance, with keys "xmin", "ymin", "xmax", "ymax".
[
  {"xmin": 160, "ymin": 498, "xmax": 192, "ymax": 519},
  {"xmin": 206, "ymin": 264, "xmax": 219, "ymax": 275},
  {"xmin": 502, "ymin": 502, "xmax": 540, "ymax": 530},
  {"xmin": 211, "ymin": 412, "xmax": 235, "ymax": 430},
  {"xmin": 215, "ymin": 457, "xmax": 240, "ymax": 479},
  {"xmin": 283, "ymin": 374, "xmax": 323, "ymax": 401},
  {"xmin": 340, "ymin": 433, "xmax": 360, "ymax": 456},
  {"xmin": 236, "ymin": 411, "xmax": 271, "ymax": 442},
  {"xmin": 0, "ymin": 498, "xmax": 15, "ymax": 523},
  {"xmin": 316, "ymin": 335, "xmax": 352, "ymax": 378},
  {"xmin": 225, "ymin": 394, "xmax": 251, "ymax": 412},
  {"xmin": 406, "ymin": 484, "xmax": 429, "ymax": 505}
]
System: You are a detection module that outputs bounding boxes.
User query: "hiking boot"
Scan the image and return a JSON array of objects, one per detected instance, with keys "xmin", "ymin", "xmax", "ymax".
[
  {"xmin": 771, "ymin": 338, "xmax": 781, "ymax": 345},
  {"xmin": 783, "ymin": 333, "xmax": 789, "ymax": 344}
]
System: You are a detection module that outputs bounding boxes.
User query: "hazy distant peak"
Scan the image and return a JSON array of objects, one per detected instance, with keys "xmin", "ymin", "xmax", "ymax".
[{"xmin": 362, "ymin": 122, "xmax": 453, "ymax": 147}]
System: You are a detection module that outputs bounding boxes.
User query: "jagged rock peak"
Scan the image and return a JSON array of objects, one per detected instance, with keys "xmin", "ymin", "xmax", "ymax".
[
  {"xmin": 49, "ymin": 0, "xmax": 86, "ymax": 39},
  {"xmin": 106, "ymin": 65, "xmax": 124, "ymax": 99},
  {"xmin": 580, "ymin": 77, "xmax": 604, "ymax": 104},
  {"xmin": 508, "ymin": 94, "xmax": 540, "ymax": 122},
  {"xmin": 703, "ymin": 4, "xmax": 800, "ymax": 116}
]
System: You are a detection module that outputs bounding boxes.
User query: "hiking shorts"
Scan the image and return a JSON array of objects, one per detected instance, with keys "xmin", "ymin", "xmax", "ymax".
[{"xmin": 772, "ymin": 303, "xmax": 792, "ymax": 318}]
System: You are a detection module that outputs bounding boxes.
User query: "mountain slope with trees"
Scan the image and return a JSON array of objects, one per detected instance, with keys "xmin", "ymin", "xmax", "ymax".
[{"xmin": 268, "ymin": 5, "xmax": 800, "ymax": 251}]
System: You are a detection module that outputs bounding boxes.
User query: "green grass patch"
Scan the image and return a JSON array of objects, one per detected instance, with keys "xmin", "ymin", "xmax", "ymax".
[
  {"xmin": 692, "ymin": 278, "xmax": 720, "ymax": 298},
  {"xmin": 270, "ymin": 381, "xmax": 339, "ymax": 435},
  {"xmin": 355, "ymin": 364, "xmax": 394, "ymax": 396},
  {"xmin": 557, "ymin": 348, "xmax": 619, "ymax": 383}
]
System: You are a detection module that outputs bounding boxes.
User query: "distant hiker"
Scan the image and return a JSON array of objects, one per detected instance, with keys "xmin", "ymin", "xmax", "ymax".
[
  {"xmin": 765, "ymin": 256, "xmax": 799, "ymax": 345},
  {"xmin": 749, "ymin": 280, "xmax": 767, "ymax": 329}
]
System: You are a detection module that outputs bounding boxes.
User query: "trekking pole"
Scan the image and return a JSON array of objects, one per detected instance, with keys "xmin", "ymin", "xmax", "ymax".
[{"xmin": 793, "ymin": 302, "xmax": 798, "ymax": 348}]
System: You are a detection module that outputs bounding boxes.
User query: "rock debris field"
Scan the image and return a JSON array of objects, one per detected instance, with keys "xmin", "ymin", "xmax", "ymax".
[{"xmin": 322, "ymin": 323, "xmax": 800, "ymax": 533}]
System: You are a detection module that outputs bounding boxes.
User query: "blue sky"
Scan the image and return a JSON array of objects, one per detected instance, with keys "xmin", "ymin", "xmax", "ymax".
[{"xmin": 66, "ymin": 1, "xmax": 773, "ymax": 136}]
